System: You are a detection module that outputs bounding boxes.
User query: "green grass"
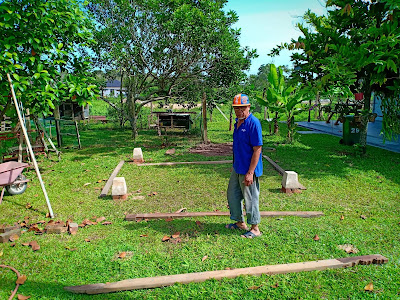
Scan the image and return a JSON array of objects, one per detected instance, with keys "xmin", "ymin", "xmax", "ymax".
[{"xmin": 0, "ymin": 107, "xmax": 399, "ymax": 299}]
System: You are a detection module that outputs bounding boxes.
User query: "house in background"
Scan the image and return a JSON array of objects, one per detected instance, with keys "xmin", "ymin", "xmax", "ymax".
[{"xmin": 101, "ymin": 80, "xmax": 126, "ymax": 97}]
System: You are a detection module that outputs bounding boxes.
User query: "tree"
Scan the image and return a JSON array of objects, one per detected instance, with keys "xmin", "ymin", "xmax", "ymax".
[
  {"xmin": 271, "ymin": 0, "xmax": 400, "ymax": 149},
  {"xmin": 88, "ymin": 0, "xmax": 256, "ymax": 139},
  {"xmin": 256, "ymin": 64, "xmax": 304, "ymax": 143},
  {"xmin": 0, "ymin": 0, "xmax": 98, "ymax": 123}
]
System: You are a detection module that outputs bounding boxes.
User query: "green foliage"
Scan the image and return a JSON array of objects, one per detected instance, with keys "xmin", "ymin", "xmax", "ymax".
[
  {"xmin": 256, "ymin": 64, "xmax": 304, "ymax": 143},
  {"xmin": 270, "ymin": 0, "xmax": 400, "ymax": 142},
  {"xmin": 0, "ymin": 0, "xmax": 98, "ymax": 120},
  {"xmin": 88, "ymin": 0, "xmax": 256, "ymax": 137}
]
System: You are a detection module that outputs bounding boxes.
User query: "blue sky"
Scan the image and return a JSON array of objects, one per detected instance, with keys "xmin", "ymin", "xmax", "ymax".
[{"xmin": 224, "ymin": 0, "xmax": 327, "ymax": 74}]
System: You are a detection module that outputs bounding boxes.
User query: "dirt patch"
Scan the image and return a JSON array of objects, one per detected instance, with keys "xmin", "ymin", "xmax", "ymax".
[{"xmin": 189, "ymin": 143, "xmax": 232, "ymax": 157}]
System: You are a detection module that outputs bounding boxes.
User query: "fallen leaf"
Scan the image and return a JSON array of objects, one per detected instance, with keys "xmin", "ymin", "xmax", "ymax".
[
  {"xmin": 17, "ymin": 294, "xmax": 31, "ymax": 300},
  {"xmin": 25, "ymin": 203, "xmax": 32, "ymax": 209},
  {"xmin": 21, "ymin": 243, "xmax": 30, "ymax": 246},
  {"xmin": 271, "ymin": 283, "xmax": 279, "ymax": 288},
  {"xmin": 102, "ymin": 221, "xmax": 112, "ymax": 225},
  {"xmin": 364, "ymin": 282, "xmax": 373, "ymax": 291},
  {"xmin": 165, "ymin": 218, "xmax": 173, "ymax": 222},
  {"xmin": 16, "ymin": 275, "xmax": 27, "ymax": 284},
  {"xmin": 195, "ymin": 221, "xmax": 202, "ymax": 226},
  {"xmin": 139, "ymin": 234, "xmax": 148, "ymax": 237},
  {"xmin": 118, "ymin": 252, "xmax": 127, "ymax": 259},
  {"xmin": 46, "ymin": 213, "xmax": 50, "ymax": 218},
  {"xmin": 97, "ymin": 180, "xmax": 103, "ymax": 183},
  {"xmin": 162, "ymin": 235, "xmax": 170, "ymax": 242},
  {"xmin": 313, "ymin": 234, "xmax": 320, "ymax": 241},
  {"xmin": 34, "ymin": 194, "xmax": 38, "ymax": 197},
  {"xmin": 360, "ymin": 215, "xmax": 367, "ymax": 220},
  {"xmin": 248, "ymin": 285, "xmax": 262, "ymax": 290},
  {"xmin": 171, "ymin": 232, "xmax": 180, "ymax": 239},
  {"xmin": 165, "ymin": 148, "xmax": 176, "ymax": 155},
  {"xmin": 29, "ymin": 241, "xmax": 40, "ymax": 251},
  {"xmin": 201, "ymin": 255, "xmax": 208, "ymax": 262},
  {"xmin": 175, "ymin": 207, "xmax": 187, "ymax": 213},
  {"xmin": 10, "ymin": 243, "xmax": 16, "ymax": 247},
  {"xmin": 170, "ymin": 237, "xmax": 181, "ymax": 244},
  {"xmin": 96, "ymin": 216, "xmax": 106, "ymax": 223},
  {"xmin": 9, "ymin": 234, "xmax": 19, "ymax": 242},
  {"xmin": 340, "ymin": 215, "xmax": 345, "ymax": 220},
  {"xmin": 83, "ymin": 183, "xmax": 91, "ymax": 187},
  {"xmin": 0, "ymin": 250, "xmax": 3, "ymax": 257}
]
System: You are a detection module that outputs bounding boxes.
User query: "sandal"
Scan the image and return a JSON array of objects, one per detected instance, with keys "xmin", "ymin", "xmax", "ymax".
[
  {"xmin": 225, "ymin": 223, "xmax": 248, "ymax": 230},
  {"xmin": 241, "ymin": 231, "xmax": 262, "ymax": 238}
]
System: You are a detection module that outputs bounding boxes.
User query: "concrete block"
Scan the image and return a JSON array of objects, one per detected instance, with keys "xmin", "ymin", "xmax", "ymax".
[
  {"xmin": 46, "ymin": 225, "xmax": 67, "ymax": 234},
  {"xmin": 133, "ymin": 148, "xmax": 144, "ymax": 163},
  {"xmin": 282, "ymin": 171, "xmax": 300, "ymax": 189},
  {"xmin": 0, "ymin": 224, "xmax": 20, "ymax": 233},
  {"xmin": 68, "ymin": 223, "xmax": 79, "ymax": 235},
  {"xmin": 112, "ymin": 177, "xmax": 127, "ymax": 196},
  {"xmin": 0, "ymin": 228, "xmax": 21, "ymax": 243}
]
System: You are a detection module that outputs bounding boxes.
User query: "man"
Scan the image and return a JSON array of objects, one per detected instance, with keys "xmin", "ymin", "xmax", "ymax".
[{"xmin": 226, "ymin": 93, "xmax": 263, "ymax": 238}]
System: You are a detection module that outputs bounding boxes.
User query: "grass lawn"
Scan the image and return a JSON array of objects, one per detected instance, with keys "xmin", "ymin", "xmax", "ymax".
[{"xmin": 1, "ymin": 108, "xmax": 399, "ymax": 299}]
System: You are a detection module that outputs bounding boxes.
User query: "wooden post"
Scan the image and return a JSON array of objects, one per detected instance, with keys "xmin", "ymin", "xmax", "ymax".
[
  {"xmin": 229, "ymin": 105, "xmax": 233, "ymax": 131},
  {"xmin": 64, "ymin": 254, "xmax": 388, "ymax": 294},
  {"xmin": 202, "ymin": 91, "xmax": 207, "ymax": 143},
  {"xmin": 74, "ymin": 120, "xmax": 81, "ymax": 149}
]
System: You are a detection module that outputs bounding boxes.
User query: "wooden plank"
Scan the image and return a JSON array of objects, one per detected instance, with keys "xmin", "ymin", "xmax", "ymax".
[
  {"xmin": 64, "ymin": 254, "xmax": 388, "ymax": 294},
  {"xmin": 137, "ymin": 160, "xmax": 232, "ymax": 166},
  {"xmin": 262, "ymin": 155, "xmax": 285, "ymax": 175},
  {"xmin": 99, "ymin": 160, "xmax": 125, "ymax": 198},
  {"xmin": 125, "ymin": 211, "xmax": 324, "ymax": 221},
  {"xmin": 262, "ymin": 155, "xmax": 306, "ymax": 190}
]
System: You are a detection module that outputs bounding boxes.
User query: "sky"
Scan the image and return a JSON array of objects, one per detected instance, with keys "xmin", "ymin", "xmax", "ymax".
[{"xmin": 223, "ymin": 0, "xmax": 327, "ymax": 75}]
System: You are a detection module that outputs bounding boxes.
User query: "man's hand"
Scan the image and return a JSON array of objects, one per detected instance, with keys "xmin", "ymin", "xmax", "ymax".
[{"xmin": 243, "ymin": 172, "xmax": 254, "ymax": 186}]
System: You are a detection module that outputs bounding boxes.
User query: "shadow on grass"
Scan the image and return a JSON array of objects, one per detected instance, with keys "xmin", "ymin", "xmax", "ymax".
[{"xmin": 124, "ymin": 218, "xmax": 261, "ymax": 238}]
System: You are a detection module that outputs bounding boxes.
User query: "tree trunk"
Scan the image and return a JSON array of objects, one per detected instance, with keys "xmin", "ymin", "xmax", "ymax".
[
  {"xmin": 202, "ymin": 91, "xmax": 208, "ymax": 143},
  {"xmin": 274, "ymin": 112, "xmax": 279, "ymax": 134},
  {"xmin": 119, "ymin": 70, "xmax": 124, "ymax": 127}
]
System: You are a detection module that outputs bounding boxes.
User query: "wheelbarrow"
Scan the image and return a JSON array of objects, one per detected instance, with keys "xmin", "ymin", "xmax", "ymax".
[{"xmin": 0, "ymin": 161, "xmax": 29, "ymax": 204}]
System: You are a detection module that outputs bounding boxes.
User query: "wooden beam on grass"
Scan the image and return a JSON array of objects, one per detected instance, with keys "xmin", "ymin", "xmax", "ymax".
[
  {"xmin": 99, "ymin": 160, "xmax": 125, "ymax": 198},
  {"xmin": 137, "ymin": 160, "xmax": 232, "ymax": 166},
  {"xmin": 262, "ymin": 155, "xmax": 306, "ymax": 190},
  {"xmin": 64, "ymin": 254, "xmax": 388, "ymax": 294},
  {"xmin": 125, "ymin": 211, "xmax": 324, "ymax": 221}
]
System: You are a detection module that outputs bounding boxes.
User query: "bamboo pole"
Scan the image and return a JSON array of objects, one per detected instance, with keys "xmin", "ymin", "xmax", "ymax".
[{"xmin": 7, "ymin": 74, "xmax": 54, "ymax": 218}]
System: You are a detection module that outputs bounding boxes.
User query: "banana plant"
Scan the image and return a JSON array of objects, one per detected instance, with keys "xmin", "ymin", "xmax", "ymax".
[{"xmin": 256, "ymin": 64, "xmax": 304, "ymax": 143}]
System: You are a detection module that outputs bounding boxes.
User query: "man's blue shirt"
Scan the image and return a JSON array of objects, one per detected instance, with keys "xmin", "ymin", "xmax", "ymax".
[{"xmin": 232, "ymin": 113, "xmax": 263, "ymax": 177}]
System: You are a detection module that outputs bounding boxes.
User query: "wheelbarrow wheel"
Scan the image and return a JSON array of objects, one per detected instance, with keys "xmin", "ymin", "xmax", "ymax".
[{"xmin": 6, "ymin": 174, "xmax": 28, "ymax": 195}]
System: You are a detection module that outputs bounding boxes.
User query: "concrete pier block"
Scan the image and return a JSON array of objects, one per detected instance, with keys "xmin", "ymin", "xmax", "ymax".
[
  {"xmin": 112, "ymin": 177, "xmax": 127, "ymax": 200},
  {"xmin": 133, "ymin": 148, "xmax": 144, "ymax": 163},
  {"xmin": 282, "ymin": 171, "xmax": 300, "ymax": 189}
]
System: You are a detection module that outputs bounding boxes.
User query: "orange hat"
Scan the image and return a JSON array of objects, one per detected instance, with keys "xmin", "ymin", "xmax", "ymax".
[{"xmin": 233, "ymin": 94, "xmax": 250, "ymax": 106}]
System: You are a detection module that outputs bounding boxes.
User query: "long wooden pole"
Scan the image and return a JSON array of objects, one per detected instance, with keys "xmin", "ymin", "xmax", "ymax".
[
  {"xmin": 7, "ymin": 74, "xmax": 54, "ymax": 218},
  {"xmin": 126, "ymin": 211, "xmax": 324, "ymax": 221},
  {"xmin": 64, "ymin": 254, "xmax": 388, "ymax": 294}
]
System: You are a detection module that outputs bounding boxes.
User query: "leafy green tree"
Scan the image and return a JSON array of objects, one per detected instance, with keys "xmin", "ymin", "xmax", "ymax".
[
  {"xmin": 0, "ymin": 0, "xmax": 98, "ymax": 122},
  {"xmin": 88, "ymin": 0, "xmax": 255, "ymax": 138},
  {"xmin": 271, "ymin": 0, "xmax": 400, "ymax": 149},
  {"xmin": 256, "ymin": 64, "xmax": 304, "ymax": 143}
]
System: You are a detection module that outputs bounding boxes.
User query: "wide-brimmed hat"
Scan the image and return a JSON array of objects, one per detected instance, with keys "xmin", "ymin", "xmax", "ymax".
[{"xmin": 233, "ymin": 94, "xmax": 250, "ymax": 106}]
